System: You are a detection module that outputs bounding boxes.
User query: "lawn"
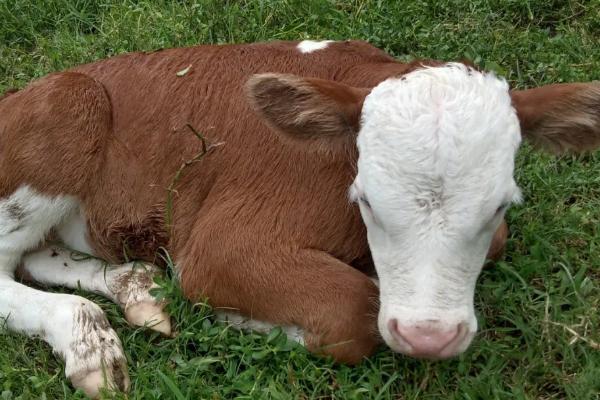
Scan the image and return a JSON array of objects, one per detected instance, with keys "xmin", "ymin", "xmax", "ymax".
[{"xmin": 1, "ymin": 0, "xmax": 599, "ymax": 399}]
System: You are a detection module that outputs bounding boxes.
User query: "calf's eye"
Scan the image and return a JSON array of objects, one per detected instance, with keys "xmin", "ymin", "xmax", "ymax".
[
  {"xmin": 495, "ymin": 202, "xmax": 509, "ymax": 215},
  {"xmin": 360, "ymin": 196, "xmax": 371, "ymax": 209}
]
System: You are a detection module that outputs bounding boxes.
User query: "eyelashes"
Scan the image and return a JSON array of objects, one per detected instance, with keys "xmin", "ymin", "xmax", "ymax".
[
  {"xmin": 349, "ymin": 182, "xmax": 371, "ymax": 210},
  {"xmin": 359, "ymin": 195, "xmax": 372, "ymax": 209},
  {"xmin": 495, "ymin": 202, "xmax": 510, "ymax": 215}
]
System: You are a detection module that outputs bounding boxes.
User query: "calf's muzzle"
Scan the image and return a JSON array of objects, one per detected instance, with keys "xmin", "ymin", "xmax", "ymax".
[{"xmin": 387, "ymin": 319, "xmax": 469, "ymax": 359}]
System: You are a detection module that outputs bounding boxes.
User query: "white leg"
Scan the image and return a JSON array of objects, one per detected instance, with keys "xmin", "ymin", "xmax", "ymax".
[
  {"xmin": 0, "ymin": 279, "xmax": 129, "ymax": 396},
  {"xmin": 215, "ymin": 310, "xmax": 305, "ymax": 345},
  {"xmin": 0, "ymin": 186, "xmax": 129, "ymax": 398},
  {"xmin": 19, "ymin": 247, "xmax": 171, "ymax": 335}
]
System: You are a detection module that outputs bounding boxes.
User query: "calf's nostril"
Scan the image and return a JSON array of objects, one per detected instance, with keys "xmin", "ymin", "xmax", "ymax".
[
  {"xmin": 387, "ymin": 318, "xmax": 400, "ymax": 336},
  {"xmin": 387, "ymin": 319, "xmax": 461, "ymax": 358}
]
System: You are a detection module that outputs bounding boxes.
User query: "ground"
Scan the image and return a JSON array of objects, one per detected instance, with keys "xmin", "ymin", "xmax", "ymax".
[{"xmin": 0, "ymin": 0, "xmax": 599, "ymax": 399}]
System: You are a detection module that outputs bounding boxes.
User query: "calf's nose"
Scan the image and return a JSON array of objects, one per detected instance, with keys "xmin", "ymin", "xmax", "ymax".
[{"xmin": 388, "ymin": 319, "xmax": 460, "ymax": 358}]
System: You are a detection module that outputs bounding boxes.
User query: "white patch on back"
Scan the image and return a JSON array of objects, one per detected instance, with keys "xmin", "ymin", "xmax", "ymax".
[{"xmin": 297, "ymin": 40, "xmax": 334, "ymax": 54}]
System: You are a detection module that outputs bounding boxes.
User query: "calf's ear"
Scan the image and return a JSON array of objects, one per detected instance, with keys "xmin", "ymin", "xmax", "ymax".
[
  {"xmin": 511, "ymin": 82, "xmax": 600, "ymax": 153},
  {"xmin": 246, "ymin": 73, "xmax": 369, "ymax": 147}
]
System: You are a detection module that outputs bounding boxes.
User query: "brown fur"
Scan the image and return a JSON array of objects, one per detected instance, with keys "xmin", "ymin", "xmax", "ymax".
[
  {"xmin": 486, "ymin": 220, "xmax": 509, "ymax": 262},
  {"xmin": 0, "ymin": 88, "xmax": 19, "ymax": 101},
  {"xmin": 511, "ymin": 82, "xmax": 600, "ymax": 153},
  {"xmin": 1, "ymin": 40, "xmax": 597, "ymax": 363}
]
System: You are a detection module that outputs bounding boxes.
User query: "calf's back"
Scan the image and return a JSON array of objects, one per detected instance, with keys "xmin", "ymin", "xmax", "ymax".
[{"xmin": 5, "ymin": 41, "xmax": 414, "ymax": 276}]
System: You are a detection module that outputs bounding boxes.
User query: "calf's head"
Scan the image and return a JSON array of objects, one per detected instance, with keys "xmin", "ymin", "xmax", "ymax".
[{"xmin": 247, "ymin": 65, "xmax": 600, "ymax": 359}]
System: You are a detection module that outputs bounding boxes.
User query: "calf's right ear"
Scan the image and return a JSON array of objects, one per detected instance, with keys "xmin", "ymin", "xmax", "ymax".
[
  {"xmin": 511, "ymin": 82, "xmax": 600, "ymax": 153},
  {"xmin": 246, "ymin": 73, "xmax": 369, "ymax": 147}
]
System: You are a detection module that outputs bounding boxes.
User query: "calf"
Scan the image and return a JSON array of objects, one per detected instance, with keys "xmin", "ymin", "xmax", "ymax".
[{"xmin": 0, "ymin": 40, "xmax": 599, "ymax": 397}]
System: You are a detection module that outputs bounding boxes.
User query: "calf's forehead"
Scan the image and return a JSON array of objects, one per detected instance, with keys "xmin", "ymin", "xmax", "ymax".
[{"xmin": 356, "ymin": 64, "xmax": 521, "ymax": 195}]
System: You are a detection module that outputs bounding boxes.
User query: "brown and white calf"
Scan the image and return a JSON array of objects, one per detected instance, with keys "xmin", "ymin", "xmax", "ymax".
[{"xmin": 0, "ymin": 40, "xmax": 599, "ymax": 396}]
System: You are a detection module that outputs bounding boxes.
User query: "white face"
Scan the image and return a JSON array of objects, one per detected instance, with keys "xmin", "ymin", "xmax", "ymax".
[{"xmin": 351, "ymin": 64, "xmax": 522, "ymax": 359}]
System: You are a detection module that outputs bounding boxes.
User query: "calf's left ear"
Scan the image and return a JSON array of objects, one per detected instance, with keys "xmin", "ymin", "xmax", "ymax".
[
  {"xmin": 511, "ymin": 82, "xmax": 600, "ymax": 153},
  {"xmin": 246, "ymin": 73, "xmax": 369, "ymax": 146}
]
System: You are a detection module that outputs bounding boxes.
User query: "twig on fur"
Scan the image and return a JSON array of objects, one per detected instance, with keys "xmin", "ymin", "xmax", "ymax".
[{"xmin": 165, "ymin": 124, "xmax": 224, "ymax": 235}]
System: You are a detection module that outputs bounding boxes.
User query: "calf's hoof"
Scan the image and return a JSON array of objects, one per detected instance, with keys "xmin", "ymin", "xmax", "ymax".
[
  {"xmin": 70, "ymin": 362, "xmax": 129, "ymax": 399},
  {"xmin": 109, "ymin": 263, "xmax": 172, "ymax": 336},
  {"xmin": 59, "ymin": 299, "xmax": 130, "ymax": 398},
  {"xmin": 125, "ymin": 301, "xmax": 172, "ymax": 336}
]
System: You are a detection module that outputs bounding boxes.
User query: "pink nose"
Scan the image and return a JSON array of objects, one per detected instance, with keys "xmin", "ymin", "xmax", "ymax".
[{"xmin": 388, "ymin": 319, "xmax": 460, "ymax": 358}]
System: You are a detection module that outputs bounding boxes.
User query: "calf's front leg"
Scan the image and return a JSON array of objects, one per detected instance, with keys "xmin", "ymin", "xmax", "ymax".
[
  {"xmin": 179, "ymin": 242, "xmax": 381, "ymax": 364},
  {"xmin": 17, "ymin": 247, "xmax": 171, "ymax": 336},
  {"xmin": 0, "ymin": 187, "xmax": 128, "ymax": 398},
  {"xmin": 0, "ymin": 278, "xmax": 129, "ymax": 397}
]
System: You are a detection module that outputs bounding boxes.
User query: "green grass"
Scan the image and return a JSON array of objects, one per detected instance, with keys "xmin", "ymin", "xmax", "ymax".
[{"xmin": 1, "ymin": 0, "xmax": 599, "ymax": 399}]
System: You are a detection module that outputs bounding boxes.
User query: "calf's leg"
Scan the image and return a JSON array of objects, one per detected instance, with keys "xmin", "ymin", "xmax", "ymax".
[
  {"xmin": 18, "ymin": 247, "xmax": 171, "ymax": 336},
  {"xmin": 0, "ymin": 280, "xmax": 128, "ymax": 397},
  {"xmin": 0, "ymin": 187, "xmax": 128, "ymax": 398},
  {"xmin": 179, "ymin": 231, "xmax": 381, "ymax": 364},
  {"xmin": 216, "ymin": 310, "xmax": 305, "ymax": 344}
]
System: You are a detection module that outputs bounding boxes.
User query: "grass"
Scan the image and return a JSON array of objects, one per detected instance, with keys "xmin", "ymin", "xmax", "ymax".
[{"xmin": 0, "ymin": 0, "xmax": 599, "ymax": 398}]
